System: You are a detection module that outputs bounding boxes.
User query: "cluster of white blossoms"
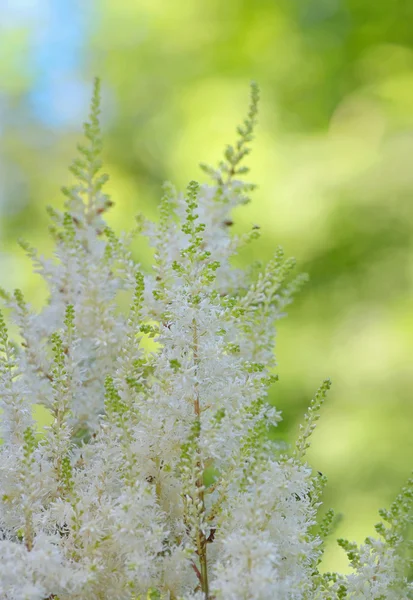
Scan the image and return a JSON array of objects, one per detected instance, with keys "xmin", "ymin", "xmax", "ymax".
[{"xmin": 0, "ymin": 79, "xmax": 411, "ymax": 600}]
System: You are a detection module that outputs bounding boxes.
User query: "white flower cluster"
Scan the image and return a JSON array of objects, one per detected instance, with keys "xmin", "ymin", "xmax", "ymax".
[{"xmin": 0, "ymin": 79, "xmax": 411, "ymax": 600}]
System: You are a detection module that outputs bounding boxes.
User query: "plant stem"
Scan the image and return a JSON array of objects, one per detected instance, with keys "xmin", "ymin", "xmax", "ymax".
[{"xmin": 192, "ymin": 318, "xmax": 209, "ymax": 599}]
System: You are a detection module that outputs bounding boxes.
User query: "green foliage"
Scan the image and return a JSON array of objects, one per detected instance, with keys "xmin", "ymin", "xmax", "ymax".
[
  {"xmin": 294, "ymin": 379, "xmax": 332, "ymax": 461},
  {"xmin": 104, "ymin": 375, "xmax": 127, "ymax": 419},
  {"xmin": 375, "ymin": 473, "xmax": 413, "ymax": 547},
  {"xmin": 22, "ymin": 426, "xmax": 37, "ymax": 461},
  {"xmin": 62, "ymin": 77, "xmax": 111, "ymax": 222},
  {"xmin": 200, "ymin": 81, "xmax": 260, "ymax": 190}
]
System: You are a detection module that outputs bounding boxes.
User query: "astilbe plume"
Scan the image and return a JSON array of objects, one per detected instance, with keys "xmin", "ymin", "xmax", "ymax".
[{"xmin": 0, "ymin": 79, "xmax": 411, "ymax": 600}]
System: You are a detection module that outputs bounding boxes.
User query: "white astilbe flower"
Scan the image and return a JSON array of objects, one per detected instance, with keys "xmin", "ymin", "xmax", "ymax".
[
  {"xmin": 345, "ymin": 540, "xmax": 404, "ymax": 598},
  {"xmin": 0, "ymin": 533, "xmax": 90, "ymax": 600},
  {"xmin": 211, "ymin": 459, "xmax": 320, "ymax": 599},
  {"xmin": 0, "ymin": 79, "xmax": 411, "ymax": 599}
]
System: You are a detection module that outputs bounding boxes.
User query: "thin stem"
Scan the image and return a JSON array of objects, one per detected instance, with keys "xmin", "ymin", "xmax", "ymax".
[{"xmin": 192, "ymin": 318, "xmax": 209, "ymax": 599}]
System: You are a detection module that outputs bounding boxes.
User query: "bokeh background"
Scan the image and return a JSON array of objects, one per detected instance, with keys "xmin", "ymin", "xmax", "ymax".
[{"xmin": 1, "ymin": 0, "xmax": 412, "ymax": 572}]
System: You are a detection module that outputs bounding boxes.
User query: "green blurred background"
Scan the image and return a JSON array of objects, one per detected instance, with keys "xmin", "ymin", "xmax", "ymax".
[{"xmin": 1, "ymin": 0, "xmax": 412, "ymax": 571}]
